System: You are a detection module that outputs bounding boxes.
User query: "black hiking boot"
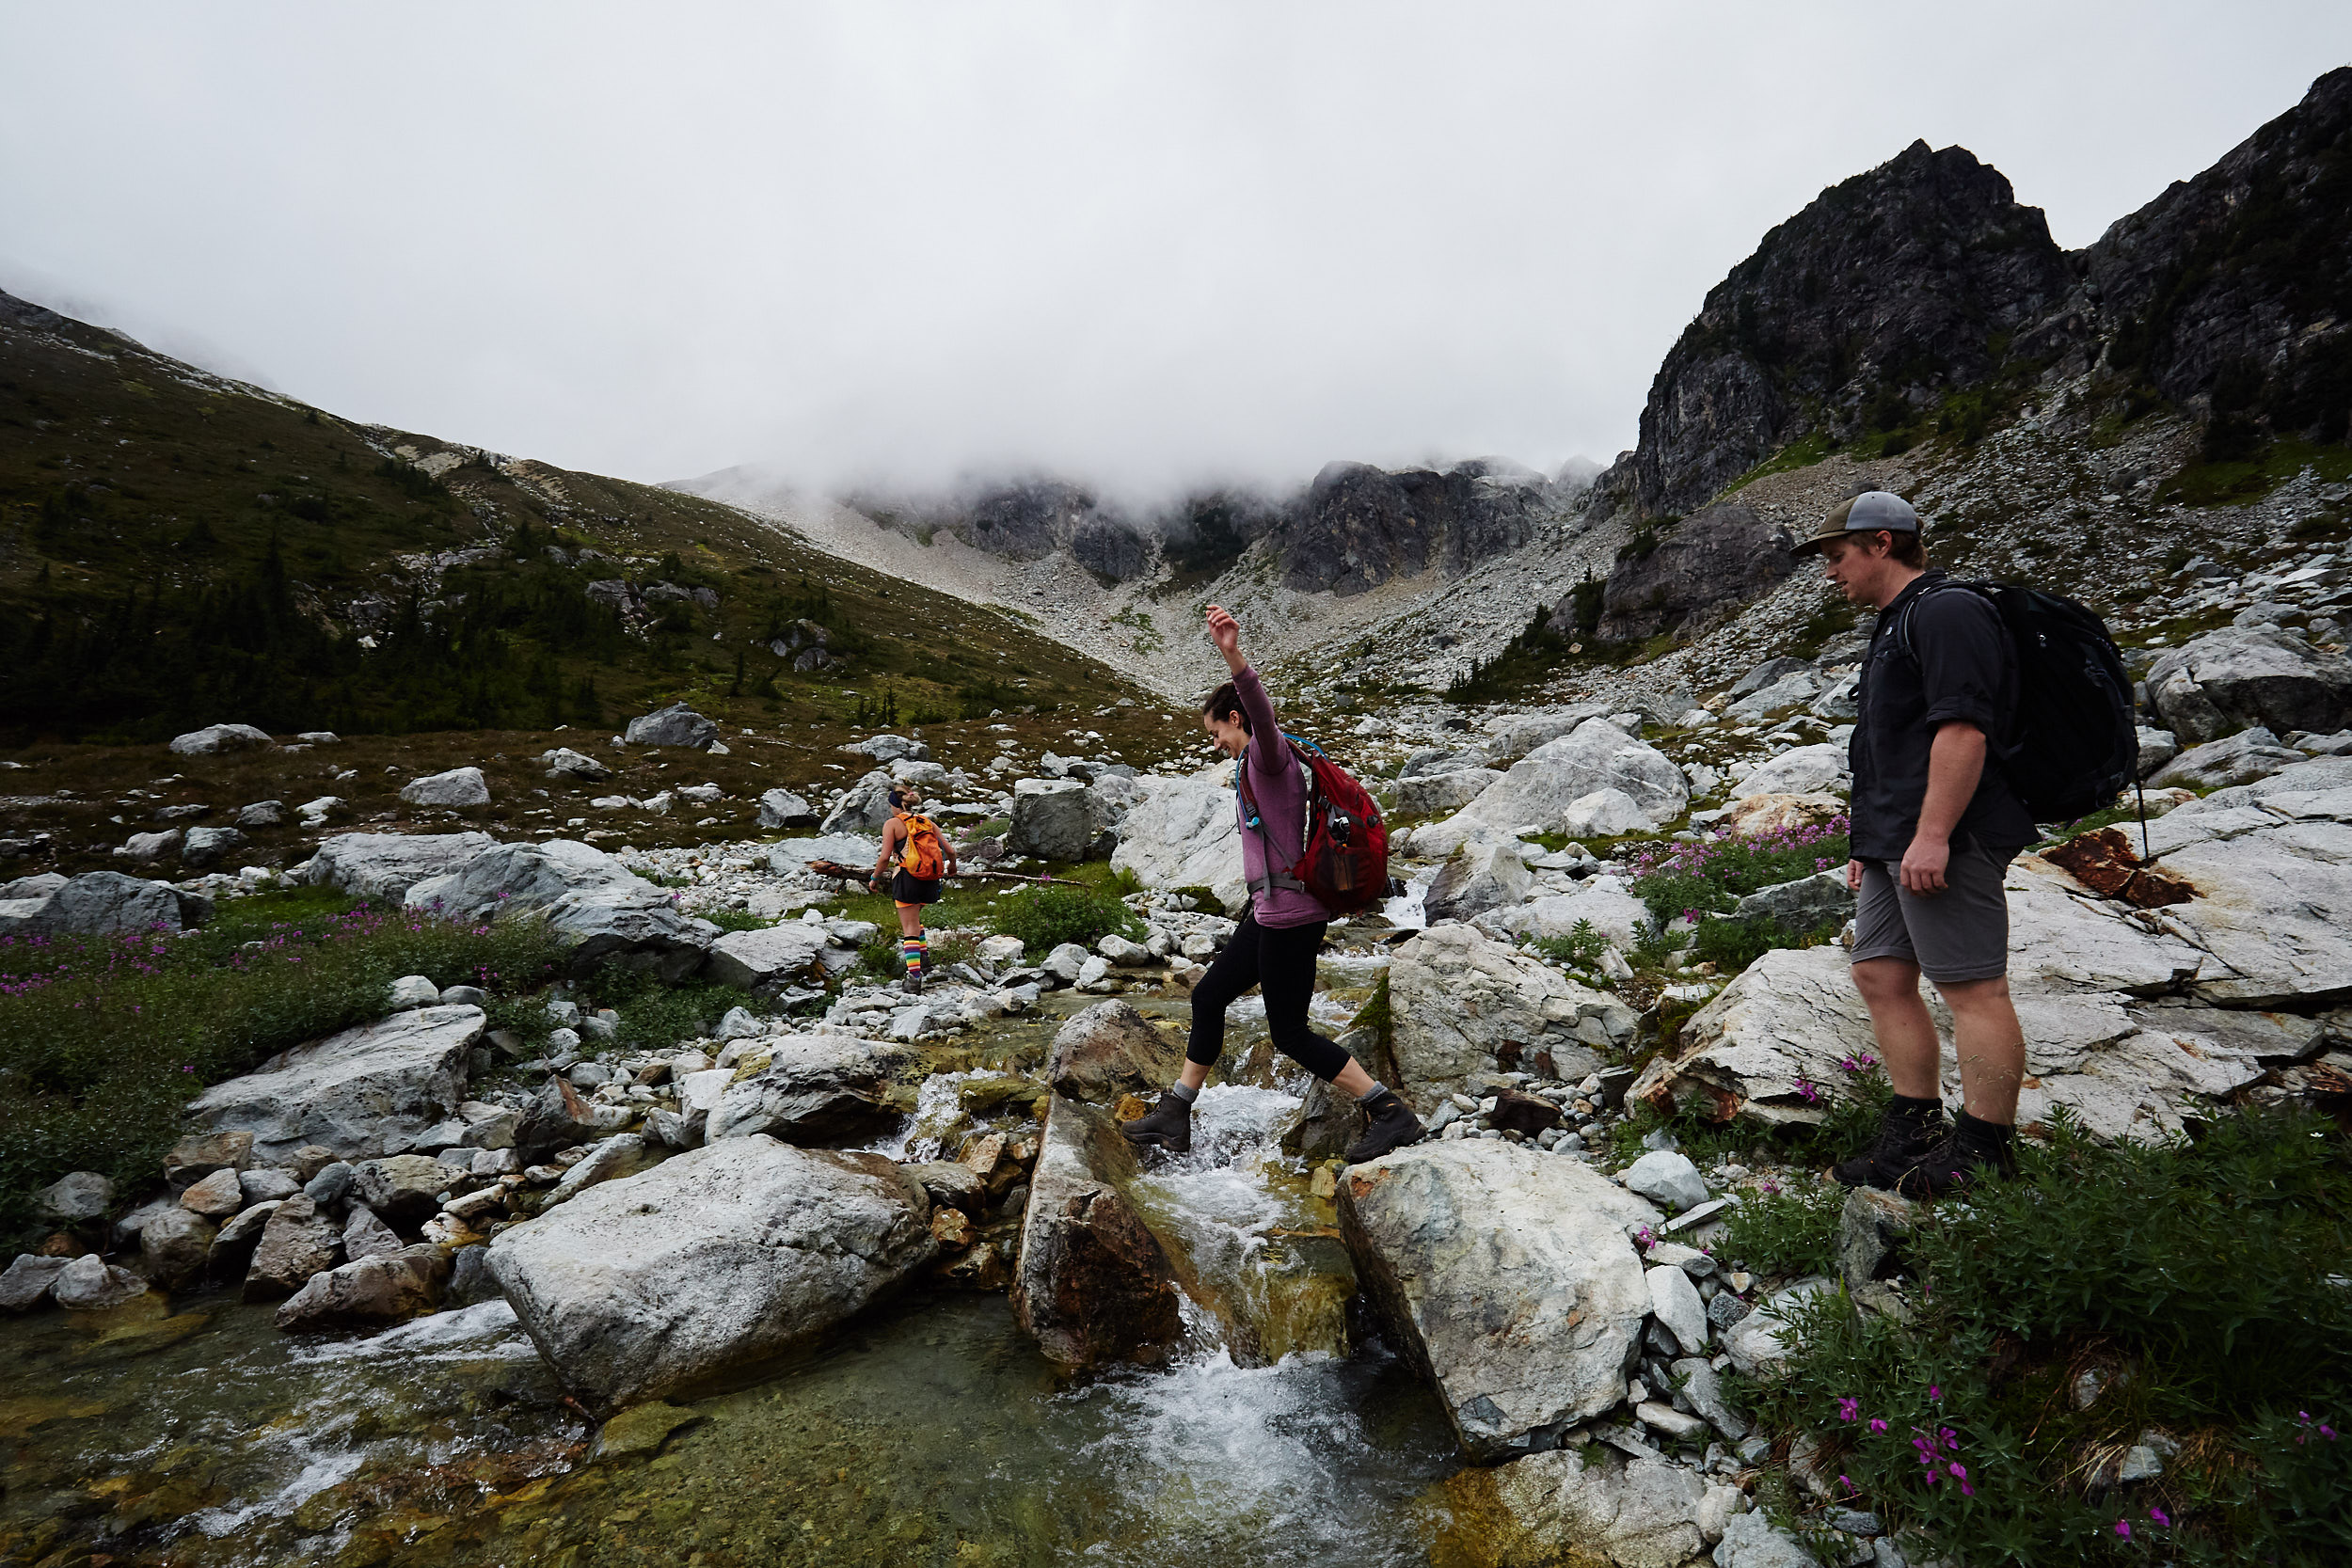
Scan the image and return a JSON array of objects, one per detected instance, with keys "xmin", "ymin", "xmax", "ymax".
[
  {"xmin": 1832, "ymin": 1098, "xmax": 1947, "ymax": 1191},
  {"xmin": 1343, "ymin": 1090, "xmax": 1425, "ymax": 1164},
  {"xmin": 1120, "ymin": 1093, "xmax": 1193, "ymax": 1155},
  {"xmin": 901, "ymin": 970, "xmax": 925, "ymax": 996},
  {"xmin": 1896, "ymin": 1115, "xmax": 2018, "ymax": 1199}
]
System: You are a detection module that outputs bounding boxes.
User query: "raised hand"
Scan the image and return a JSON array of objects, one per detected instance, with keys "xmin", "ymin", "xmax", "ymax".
[{"xmin": 1205, "ymin": 604, "xmax": 1244, "ymax": 671}]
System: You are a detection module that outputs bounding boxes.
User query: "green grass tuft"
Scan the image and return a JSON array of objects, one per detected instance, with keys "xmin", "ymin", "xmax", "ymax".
[
  {"xmin": 1740, "ymin": 1108, "xmax": 2352, "ymax": 1565},
  {"xmin": 0, "ymin": 891, "xmax": 564, "ymax": 1241}
]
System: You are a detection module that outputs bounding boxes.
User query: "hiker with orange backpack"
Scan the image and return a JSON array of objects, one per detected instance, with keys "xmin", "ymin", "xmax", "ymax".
[
  {"xmin": 868, "ymin": 780, "xmax": 956, "ymax": 995},
  {"xmin": 1121, "ymin": 604, "xmax": 1424, "ymax": 1164}
]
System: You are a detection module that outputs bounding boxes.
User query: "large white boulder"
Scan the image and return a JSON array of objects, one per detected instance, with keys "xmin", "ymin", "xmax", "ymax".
[
  {"xmin": 1725, "ymin": 670, "xmax": 1824, "ymax": 721},
  {"xmin": 766, "ymin": 834, "xmax": 882, "ymax": 877},
  {"xmin": 624, "ymin": 702, "xmax": 719, "ymax": 750},
  {"xmin": 169, "ymin": 722, "xmax": 272, "ymax": 756},
  {"xmin": 185, "ymin": 1005, "xmax": 482, "ymax": 1164},
  {"xmin": 1731, "ymin": 743, "xmax": 1850, "ymax": 799},
  {"xmin": 755, "ymin": 788, "xmax": 817, "ymax": 830},
  {"xmin": 2141, "ymin": 768, "xmax": 2352, "ymax": 1006},
  {"xmin": 1339, "ymin": 1142, "xmax": 1660, "ymax": 1461},
  {"xmin": 406, "ymin": 839, "xmax": 714, "ymax": 976},
  {"xmin": 1109, "ymin": 763, "xmax": 1245, "ymax": 910},
  {"xmin": 819, "ymin": 770, "xmax": 897, "ymax": 834},
  {"xmin": 705, "ymin": 1037, "xmax": 904, "ymax": 1144},
  {"xmin": 1422, "ymin": 834, "xmax": 1533, "ymax": 924},
  {"xmin": 1384, "ymin": 923, "xmax": 1631, "ymax": 1101},
  {"xmin": 305, "ymin": 832, "xmax": 495, "ymax": 902},
  {"xmin": 1561, "ymin": 787, "xmax": 1653, "ymax": 839},
  {"xmin": 1630, "ymin": 872, "xmax": 2254, "ymax": 1142},
  {"xmin": 399, "ymin": 767, "xmax": 490, "ymax": 808},
  {"xmin": 1480, "ymin": 705, "xmax": 1613, "ymax": 768},
  {"xmin": 839, "ymin": 733, "xmax": 930, "ymax": 764},
  {"xmin": 1490, "ymin": 875, "xmax": 1651, "ymax": 948},
  {"xmin": 704, "ymin": 924, "xmax": 833, "ymax": 990},
  {"xmin": 0, "ymin": 871, "xmax": 204, "ymax": 938},
  {"xmin": 1423, "ymin": 721, "xmax": 1688, "ymax": 854},
  {"xmin": 1007, "ymin": 778, "xmax": 1106, "ymax": 862},
  {"xmin": 489, "ymin": 1136, "xmax": 935, "ymax": 1409},
  {"xmin": 1376, "ymin": 768, "xmax": 1502, "ymax": 820},
  {"xmin": 2002, "ymin": 856, "xmax": 2208, "ymax": 996},
  {"xmin": 2147, "ymin": 627, "xmax": 2352, "ymax": 744},
  {"xmin": 2148, "ymin": 727, "xmax": 2307, "ymax": 791}
]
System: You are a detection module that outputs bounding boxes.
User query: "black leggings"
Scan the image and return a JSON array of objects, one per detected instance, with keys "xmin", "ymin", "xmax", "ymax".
[{"xmin": 1186, "ymin": 911, "xmax": 1351, "ymax": 1082}]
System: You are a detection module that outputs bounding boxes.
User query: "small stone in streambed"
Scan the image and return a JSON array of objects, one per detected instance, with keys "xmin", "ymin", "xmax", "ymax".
[
  {"xmin": 595, "ymin": 1402, "xmax": 704, "ymax": 1461},
  {"xmin": 180, "ymin": 1167, "xmax": 246, "ymax": 1217}
]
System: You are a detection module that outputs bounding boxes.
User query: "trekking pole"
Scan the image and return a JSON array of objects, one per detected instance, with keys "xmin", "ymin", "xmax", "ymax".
[{"xmin": 2135, "ymin": 775, "xmax": 2150, "ymax": 863}]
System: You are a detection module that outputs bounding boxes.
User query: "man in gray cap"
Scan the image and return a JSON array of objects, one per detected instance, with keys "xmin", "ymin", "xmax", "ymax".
[{"xmin": 1794, "ymin": 492, "xmax": 2031, "ymax": 1197}]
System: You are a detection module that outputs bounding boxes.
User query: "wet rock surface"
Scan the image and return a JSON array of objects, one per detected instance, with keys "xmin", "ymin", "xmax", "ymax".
[
  {"xmin": 1012, "ymin": 1094, "xmax": 1183, "ymax": 1370},
  {"xmin": 490, "ymin": 1135, "xmax": 936, "ymax": 1410},
  {"xmin": 1340, "ymin": 1142, "xmax": 1659, "ymax": 1460}
]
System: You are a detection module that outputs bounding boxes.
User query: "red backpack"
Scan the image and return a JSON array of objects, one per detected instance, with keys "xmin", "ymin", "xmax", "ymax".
[{"xmin": 1236, "ymin": 734, "xmax": 1391, "ymax": 915}]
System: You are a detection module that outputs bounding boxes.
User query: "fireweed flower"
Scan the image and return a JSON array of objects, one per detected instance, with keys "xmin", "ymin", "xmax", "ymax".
[
  {"xmin": 1869, "ymin": 1418, "xmax": 1889, "ymax": 1433},
  {"xmin": 1836, "ymin": 1397, "xmax": 1859, "ymax": 1421},
  {"xmin": 2115, "ymin": 1521, "xmax": 2131, "ymax": 1539},
  {"xmin": 2149, "ymin": 1508, "xmax": 2170, "ymax": 1528}
]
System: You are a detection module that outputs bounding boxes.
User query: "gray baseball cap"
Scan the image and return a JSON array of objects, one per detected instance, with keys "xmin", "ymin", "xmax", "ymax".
[{"xmin": 1792, "ymin": 490, "xmax": 1919, "ymax": 557}]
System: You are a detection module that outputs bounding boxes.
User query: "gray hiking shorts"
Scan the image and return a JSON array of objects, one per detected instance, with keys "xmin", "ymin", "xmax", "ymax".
[{"xmin": 1851, "ymin": 839, "xmax": 2017, "ymax": 985}]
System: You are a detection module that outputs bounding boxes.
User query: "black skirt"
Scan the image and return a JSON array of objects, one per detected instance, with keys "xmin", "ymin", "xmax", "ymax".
[{"xmin": 891, "ymin": 869, "xmax": 944, "ymax": 906}]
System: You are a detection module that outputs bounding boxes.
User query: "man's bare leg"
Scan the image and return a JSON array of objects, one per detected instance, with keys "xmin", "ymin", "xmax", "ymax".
[
  {"xmin": 1835, "ymin": 957, "xmax": 1951, "ymax": 1189},
  {"xmin": 1936, "ymin": 974, "xmax": 2024, "ymax": 1123},
  {"xmin": 1851, "ymin": 958, "xmax": 1940, "ymax": 1097}
]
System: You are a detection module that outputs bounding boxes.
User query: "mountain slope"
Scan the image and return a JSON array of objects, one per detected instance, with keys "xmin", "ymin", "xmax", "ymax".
[{"xmin": 0, "ymin": 291, "xmax": 1172, "ymax": 746}]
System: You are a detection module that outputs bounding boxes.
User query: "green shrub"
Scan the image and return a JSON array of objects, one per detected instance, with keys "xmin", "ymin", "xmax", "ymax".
[
  {"xmin": 0, "ymin": 894, "xmax": 564, "ymax": 1240},
  {"xmin": 1629, "ymin": 819, "xmax": 1851, "ymax": 926},
  {"xmin": 1690, "ymin": 914, "xmax": 1842, "ymax": 975},
  {"xmin": 1533, "ymin": 918, "xmax": 1612, "ymax": 970},
  {"xmin": 575, "ymin": 967, "xmax": 768, "ymax": 1052},
  {"xmin": 1740, "ymin": 1109, "xmax": 2352, "ymax": 1566},
  {"xmin": 990, "ymin": 884, "xmax": 1142, "ymax": 954},
  {"xmin": 699, "ymin": 907, "xmax": 772, "ymax": 932},
  {"xmin": 1721, "ymin": 1175, "xmax": 1846, "ymax": 1277}
]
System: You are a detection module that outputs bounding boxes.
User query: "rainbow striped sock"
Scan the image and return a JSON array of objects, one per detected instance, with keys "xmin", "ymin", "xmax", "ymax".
[{"xmin": 902, "ymin": 937, "xmax": 926, "ymax": 975}]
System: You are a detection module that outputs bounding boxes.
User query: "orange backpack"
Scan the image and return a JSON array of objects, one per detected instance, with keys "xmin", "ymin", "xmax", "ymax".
[{"xmin": 896, "ymin": 813, "xmax": 946, "ymax": 880}]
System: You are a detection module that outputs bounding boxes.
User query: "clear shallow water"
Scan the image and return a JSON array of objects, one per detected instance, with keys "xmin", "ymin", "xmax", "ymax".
[{"xmin": 0, "ymin": 1095, "xmax": 1460, "ymax": 1567}]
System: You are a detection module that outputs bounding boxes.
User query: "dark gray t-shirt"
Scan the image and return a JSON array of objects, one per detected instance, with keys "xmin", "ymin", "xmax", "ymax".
[{"xmin": 1850, "ymin": 572, "xmax": 2037, "ymax": 862}]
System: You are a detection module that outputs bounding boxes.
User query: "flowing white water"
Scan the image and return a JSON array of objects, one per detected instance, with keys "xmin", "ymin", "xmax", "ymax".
[
  {"xmin": 0, "ymin": 1062, "xmax": 1457, "ymax": 1566},
  {"xmin": 863, "ymin": 1066, "xmax": 1010, "ymax": 1160},
  {"xmin": 1381, "ymin": 871, "xmax": 1431, "ymax": 929}
]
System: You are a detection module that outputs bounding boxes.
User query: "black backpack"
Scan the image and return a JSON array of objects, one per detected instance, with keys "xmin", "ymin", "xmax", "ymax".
[{"xmin": 1896, "ymin": 580, "xmax": 2137, "ymax": 824}]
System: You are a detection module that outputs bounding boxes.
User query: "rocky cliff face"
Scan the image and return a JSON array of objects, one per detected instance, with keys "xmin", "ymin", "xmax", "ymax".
[
  {"xmin": 1620, "ymin": 140, "xmax": 2074, "ymax": 519},
  {"xmin": 838, "ymin": 457, "xmax": 1577, "ymax": 598},
  {"xmin": 1276, "ymin": 458, "xmax": 1556, "ymax": 595},
  {"xmin": 2086, "ymin": 66, "xmax": 2352, "ymax": 451},
  {"xmin": 1609, "ymin": 68, "xmax": 2352, "ymax": 525},
  {"xmin": 1590, "ymin": 503, "xmax": 1797, "ymax": 644}
]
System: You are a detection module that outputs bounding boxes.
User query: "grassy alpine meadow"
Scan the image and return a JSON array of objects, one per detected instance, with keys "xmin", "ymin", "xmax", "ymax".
[
  {"xmin": 0, "ymin": 888, "xmax": 565, "ymax": 1241},
  {"xmin": 1735, "ymin": 1109, "xmax": 2352, "ymax": 1566}
]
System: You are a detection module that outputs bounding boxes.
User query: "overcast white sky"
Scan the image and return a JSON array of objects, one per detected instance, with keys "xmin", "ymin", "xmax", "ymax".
[{"xmin": 4, "ymin": 5, "xmax": 2346, "ymax": 500}]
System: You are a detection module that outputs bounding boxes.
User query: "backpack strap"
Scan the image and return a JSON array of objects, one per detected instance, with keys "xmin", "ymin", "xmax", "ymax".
[
  {"xmin": 1889, "ymin": 578, "xmax": 1975, "ymax": 665},
  {"xmin": 1235, "ymin": 741, "xmax": 1311, "ymax": 896},
  {"xmin": 1889, "ymin": 578, "xmax": 2026, "ymax": 760}
]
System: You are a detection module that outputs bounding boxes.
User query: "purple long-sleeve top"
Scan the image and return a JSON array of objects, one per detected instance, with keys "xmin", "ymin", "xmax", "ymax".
[{"xmin": 1230, "ymin": 664, "xmax": 1326, "ymax": 927}]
